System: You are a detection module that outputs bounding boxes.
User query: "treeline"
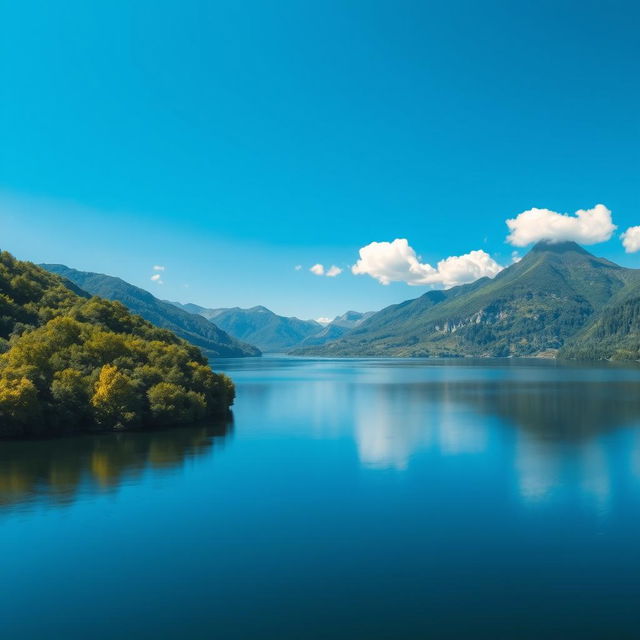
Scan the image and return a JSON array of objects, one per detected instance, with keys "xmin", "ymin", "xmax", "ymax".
[
  {"xmin": 559, "ymin": 297, "xmax": 640, "ymax": 361},
  {"xmin": 0, "ymin": 251, "xmax": 235, "ymax": 437}
]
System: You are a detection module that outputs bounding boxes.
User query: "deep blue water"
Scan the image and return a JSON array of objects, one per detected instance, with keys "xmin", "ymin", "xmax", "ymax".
[{"xmin": 2, "ymin": 357, "xmax": 640, "ymax": 639}]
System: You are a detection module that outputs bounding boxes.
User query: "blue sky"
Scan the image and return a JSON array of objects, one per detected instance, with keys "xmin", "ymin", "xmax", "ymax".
[{"xmin": 1, "ymin": 0, "xmax": 639, "ymax": 319}]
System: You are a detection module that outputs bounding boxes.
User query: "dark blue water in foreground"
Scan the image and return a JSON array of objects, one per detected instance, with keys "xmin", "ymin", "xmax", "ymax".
[{"xmin": 2, "ymin": 357, "xmax": 640, "ymax": 639}]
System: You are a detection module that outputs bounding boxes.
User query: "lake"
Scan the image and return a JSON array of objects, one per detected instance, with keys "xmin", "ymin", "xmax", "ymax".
[{"xmin": 2, "ymin": 357, "xmax": 640, "ymax": 639}]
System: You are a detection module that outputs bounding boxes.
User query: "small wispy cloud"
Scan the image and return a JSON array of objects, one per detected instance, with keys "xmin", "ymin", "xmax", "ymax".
[
  {"xmin": 316, "ymin": 317, "xmax": 332, "ymax": 324},
  {"xmin": 294, "ymin": 265, "xmax": 302, "ymax": 271},
  {"xmin": 310, "ymin": 263, "xmax": 342, "ymax": 277},
  {"xmin": 150, "ymin": 273, "xmax": 164, "ymax": 284},
  {"xmin": 153, "ymin": 265, "xmax": 165, "ymax": 271}
]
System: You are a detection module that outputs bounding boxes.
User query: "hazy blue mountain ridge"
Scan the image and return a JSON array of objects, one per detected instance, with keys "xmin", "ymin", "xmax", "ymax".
[{"xmin": 169, "ymin": 304, "xmax": 376, "ymax": 352}]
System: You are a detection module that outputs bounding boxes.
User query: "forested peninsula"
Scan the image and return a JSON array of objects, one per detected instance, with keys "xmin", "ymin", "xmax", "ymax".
[{"xmin": 0, "ymin": 251, "xmax": 234, "ymax": 437}]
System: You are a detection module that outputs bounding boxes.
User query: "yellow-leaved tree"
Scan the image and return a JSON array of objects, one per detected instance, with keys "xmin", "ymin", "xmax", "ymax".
[
  {"xmin": 0, "ymin": 376, "xmax": 41, "ymax": 436},
  {"xmin": 91, "ymin": 364, "xmax": 141, "ymax": 430}
]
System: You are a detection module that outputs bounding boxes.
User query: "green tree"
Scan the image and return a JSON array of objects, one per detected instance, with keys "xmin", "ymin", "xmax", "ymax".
[
  {"xmin": 50, "ymin": 368, "xmax": 91, "ymax": 431},
  {"xmin": 147, "ymin": 382, "xmax": 206, "ymax": 426}
]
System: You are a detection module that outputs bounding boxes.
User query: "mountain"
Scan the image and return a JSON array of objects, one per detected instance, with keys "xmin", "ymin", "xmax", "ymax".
[
  {"xmin": 169, "ymin": 303, "xmax": 321, "ymax": 352},
  {"xmin": 169, "ymin": 304, "xmax": 378, "ymax": 352},
  {"xmin": 293, "ymin": 242, "xmax": 640, "ymax": 358},
  {"xmin": 41, "ymin": 265, "xmax": 260, "ymax": 358},
  {"xmin": 0, "ymin": 250, "xmax": 235, "ymax": 437},
  {"xmin": 297, "ymin": 310, "xmax": 376, "ymax": 347},
  {"xmin": 331, "ymin": 310, "xmax": 376, "ymax": 328}
]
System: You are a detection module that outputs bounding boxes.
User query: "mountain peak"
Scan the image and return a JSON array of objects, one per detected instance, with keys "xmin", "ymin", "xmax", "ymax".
[{"xmin": 529, "ymin": 240, "xmax": 590, "ymax": 255}]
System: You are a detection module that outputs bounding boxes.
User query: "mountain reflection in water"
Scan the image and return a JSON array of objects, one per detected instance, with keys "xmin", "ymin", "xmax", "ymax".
[
  {"xmin": 0, "ymin": 420, "xmax": 232, "ymax": 511},
  {"xmin": 352, "ymin": 379, "xmax": 640, "ymax": 507}
]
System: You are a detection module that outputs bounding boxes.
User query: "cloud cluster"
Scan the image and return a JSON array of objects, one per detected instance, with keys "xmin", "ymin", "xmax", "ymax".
[
  {"xmin": 351, "ymin": 238, "xmax": 503, "ymax": 287},
  {"xmin": 150, "ymin": 265, "xmax": 165, "ymax": 284},
  {"xmin": 621, "ymin": 226, "xmax": 640, "ymax": 253},
  {"xmin": 310, "ymin": 264, "xmax": 343, "ymax": 277},
  {"xmin": 303, "ymin": 203, "xmax": 624, "ymax": 291},
  {"xmin": 506, "ymin": 204, "xmax": 615, "ymax": 247}
]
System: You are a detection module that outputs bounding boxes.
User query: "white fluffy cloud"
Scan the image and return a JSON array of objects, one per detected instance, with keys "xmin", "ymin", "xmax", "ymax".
[
  {"xmin": 621, "ymin": 226, "xmax": 640, "ymax": 253},
  {"xmin": 150, "ymin": 273, "xmax": 163, "ymax": 284},
  {"xmin": 506, "ymin": 204, "xmax": 615, "ymax": 247},
  {"xmin": 310, "ymin": 264, "xmax": 342, "ymax": 277},
  {"xmin": 352, "ymin": 238, "xmax": 503, "ymax": 287}
]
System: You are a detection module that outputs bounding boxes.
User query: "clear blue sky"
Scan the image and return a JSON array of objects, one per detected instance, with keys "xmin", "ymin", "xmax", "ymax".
[{"xmin": 1, "ymin": 0, "xmax": 639, "ymax": 319}]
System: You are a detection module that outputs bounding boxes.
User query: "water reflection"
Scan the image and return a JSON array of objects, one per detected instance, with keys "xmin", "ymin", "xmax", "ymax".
[
  {"xmin": 0, "ymin": 419, "xmax": 232, "ymax": 512},
  {"xmin": 446, "ymin": 380, "xmax": 640, "ymax": 506},
  {"xmin": 351, "ymin": 379, "xmax": 640, "ymax": 468},
  {"xmin": 447, "ymin": 380, "xmax": 640, "ymax": 438},
  {"xmin": 4, "ymin": 359, "xmax": 640, "ymax": 639}
]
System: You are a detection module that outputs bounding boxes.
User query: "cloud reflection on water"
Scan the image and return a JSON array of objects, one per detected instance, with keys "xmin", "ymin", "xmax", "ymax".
[{"xmin": 351, "ymin": 378, "xmax": 640, "ymax": 510}]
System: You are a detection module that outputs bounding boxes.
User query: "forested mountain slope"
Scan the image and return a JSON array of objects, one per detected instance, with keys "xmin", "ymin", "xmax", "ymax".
[
  {"xmin": 560, "ymin": 296, "xmax": 640, "ymax": 360},
  {"xmin": 42, "ymin": 265, "xmax": 260, "ymax": 358},
  {"xmin": 294, "ymin": 242, "xmax": 640, "ymax": 358}
]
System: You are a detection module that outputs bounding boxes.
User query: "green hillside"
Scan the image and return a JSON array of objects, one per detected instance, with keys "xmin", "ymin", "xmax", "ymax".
[
  {"xmin": 42, "ymin": 265, "xmax": 260, "ymax": 358},
  {"xmin": 0, "ymin": 251, "xmax": 235, "ymax": 437},
  {"xmin": 559, "ymin": 296, "xmax": 640, "ymax": 360},
  {"xmin": 294, "ymin": 242, "xmax": 640, "ymax": 358}
]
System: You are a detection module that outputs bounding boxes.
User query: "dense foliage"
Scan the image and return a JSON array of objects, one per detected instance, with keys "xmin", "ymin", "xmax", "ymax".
[
  {"xmin": 559, "ymin": 297, "xmax": 640, "ymax": 361},
  {"xmin": 0, "ymin": 251, "xmax": 235, "ymax": 437}
]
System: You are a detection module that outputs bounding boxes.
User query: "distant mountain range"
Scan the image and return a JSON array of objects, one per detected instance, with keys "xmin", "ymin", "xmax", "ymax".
[
  {"xmin": 169, "ymin": 302, "xmax": 374, "ymax": 352},
  {"xmin": 41, "ymin": 265, "xmax": 261, "ymax": 358},
  {"xmin": 293, "ymin": 242, "xmax": 640, "ymax": 360},
  {"xmin": 43, "ymin": 241, "xmax": 640, "ymax": 361}
]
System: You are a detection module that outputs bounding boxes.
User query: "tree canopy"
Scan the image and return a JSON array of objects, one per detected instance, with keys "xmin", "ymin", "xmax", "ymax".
[{"xmin": 0, "ymin": 250, "xmax": 235, "ymax": 437}]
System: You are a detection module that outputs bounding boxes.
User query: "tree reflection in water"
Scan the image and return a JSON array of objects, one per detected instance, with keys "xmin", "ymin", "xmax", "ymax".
[{"xmin": 0, "ymin": 418, "xmax": 232, "ymax": 511}]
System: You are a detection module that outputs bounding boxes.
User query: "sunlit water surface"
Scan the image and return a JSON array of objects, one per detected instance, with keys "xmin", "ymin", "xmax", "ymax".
[{"xmin": 2, "ymin": 357, "xmax": 640, "ymax": 639}]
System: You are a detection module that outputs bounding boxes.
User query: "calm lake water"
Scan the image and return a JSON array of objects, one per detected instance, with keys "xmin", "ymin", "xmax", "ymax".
[{"xmin": 2, "ymin": 357, "xmax": 640, "ymax": 639}]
